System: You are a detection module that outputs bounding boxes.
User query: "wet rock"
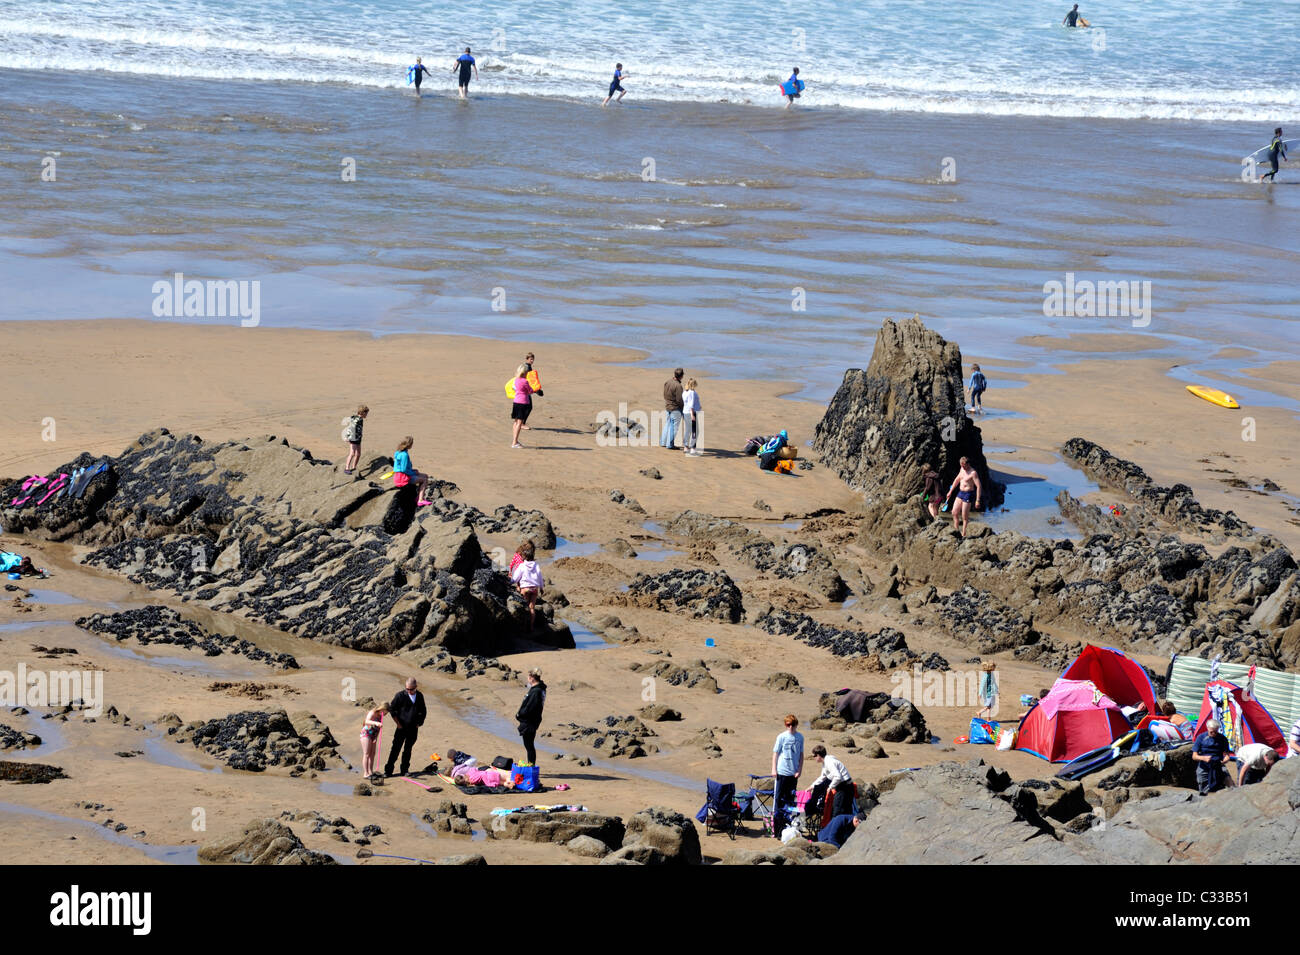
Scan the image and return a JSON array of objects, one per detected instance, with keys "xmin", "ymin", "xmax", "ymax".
[
  {"xmin": 435, "ymin": 854, "xmax": 487, "ymax": 866},
  {"xmin": 935, "ymin": 585, "xmax": 1040, "ymax": 654},
  {"xmin": 818, "ymin": 691, "xmax": 930, "ymax": 744},
  {"xmin": 494, "ymin": 811, "xmax": 625, "ymax": 847},
  {"xmin": 756, "ymin": 609, "xmax": 948, "ymax": 670},
  {"xmin": 639, "ymin": 468, "xmax": 662, "ymax": 481},
  {"xmin": 198, "ymin": 818, "xmax": 339, "ymax": 865},
  {"xmin": 604, "ymin": 539, "xmax": 638, "ymax": 559},
  {"xmin": 0, "ymin": 723, "xmax": 40, "ymax": 751},
  {"xmin": 764, "ymin": 672, "xmax": 802, "ymax": 693},
  {"xmin": 629, "ymin": 659, "xmax": 719, "ymax": 694},
  {"xmin": 77, "ymin": 606, "xmax": 299, "ymax": 669},
  {"xmin": 619, "ymin": 806, "xmax": 701, "ymax": 865},
  {"xmin": 556, "ymin": 723, "xmax": 649, "ymax": 758},
  {"xmin": 0, "ymin": 760, "xmax": 67, "ymax": 784},
  {"xmin": 615, "ymin": 569, "xmax": 744, "ymax": 623},
  {"xmin": 174, "ymin": 708, "xmax": 343, "ymax": 773},
  {"xmin": 608, "ymin": 489, "xmax": 646, "ymax": 514},
  {"xmin": 638, "ymin": 704, "xmax": 682, "ymax": 722},
  {"xmin": 566, "ymin": 835, "xmax": 613, "ymax": 858}
]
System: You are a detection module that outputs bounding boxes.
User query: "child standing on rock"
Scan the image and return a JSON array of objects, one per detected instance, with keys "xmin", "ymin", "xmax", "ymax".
[
  {"xmin": 343, "ymin": 405, "xmax": 368, "ymax": 475},
  {"xmin": 510, "ymin": 540, "xmax": 545, "ymax": 631}
]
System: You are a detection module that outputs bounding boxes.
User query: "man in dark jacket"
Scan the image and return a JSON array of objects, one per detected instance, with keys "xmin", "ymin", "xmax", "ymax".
[
  {"xmin": 516, "ymin": 667, "xmax": 547, "ymax": 764},
  {"xmin": 384, "ymin": 677, "xmax": 427, "ymax": 777},
  {"xmin": 661, "ymin": 368, "xmax": 684, "ymax": 449}
]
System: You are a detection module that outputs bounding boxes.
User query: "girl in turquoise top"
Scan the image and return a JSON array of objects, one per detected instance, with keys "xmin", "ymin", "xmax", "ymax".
[{"xmin": 392, "ymin": 436, "xmax": 433, "ymax": 505}]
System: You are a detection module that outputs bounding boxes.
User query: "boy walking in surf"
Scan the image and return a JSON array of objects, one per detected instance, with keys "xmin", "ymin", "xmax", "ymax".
[
  {"xmin": 1262, "ymin": 127, "xmax": 1287, "ymax": 182},
  {"xmin": 603, "ymin": 64, "xmax": 628, "ymax": 106}
]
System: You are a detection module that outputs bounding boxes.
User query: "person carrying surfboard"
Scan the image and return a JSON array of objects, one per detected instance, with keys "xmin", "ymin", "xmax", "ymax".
[
  {"xmin": 603, "ymin": 63, "xmax": 628, "ymax": 107},
  {"xmin": 408, "ymin": 57, "xmax": 432, "ymax": 97},
  {"xmin": 783, "ymin": 67, "xmax": 803, "ymax": 109},
  {"xmin": 452, "ymin": 47, "xmax": 478, "ymax": 99},
  {"xmin": 1063, "ymin": 4, "xmax": 1090, "ymax": 27},
  {"xmin": 1261, "ymin": 127, "xmax": 1287, "ymax": 182}
]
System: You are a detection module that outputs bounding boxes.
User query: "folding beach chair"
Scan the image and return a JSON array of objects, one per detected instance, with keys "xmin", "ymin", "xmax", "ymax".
[
  {"xmin": 695, "ymin": 778, "xmax": 742, "ymax": 840},
  {"xmin": 748, "ymin": 774, "xmax": 777, "ymax": 836}
]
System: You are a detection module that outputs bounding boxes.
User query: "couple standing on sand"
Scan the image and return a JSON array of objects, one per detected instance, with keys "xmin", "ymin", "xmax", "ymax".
[
  {"xmin": 922, "ymin": 456, "xmax": 983, "ymax": 537},
  {"xmin": 661, "ymin": 367, "xmax": 703, "ymax": 454},
  {"xmin": 409, "ymin": 48, "xmax": 479, "ymax": 98}
]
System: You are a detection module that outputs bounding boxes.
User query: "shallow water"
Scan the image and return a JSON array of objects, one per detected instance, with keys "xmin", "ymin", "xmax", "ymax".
[
  {"xmin": 564, "ymin": 621, "xmax": 609, "ymax": 651},
  {"xmin": 984, "ymin": 455, "xmax": 1100, "ymax": 539},
  {"xmin": 0, "ymin": 800, "xmax": 200, "ymax": 864},
  {"xmin": 141, "ymin": 732, "xmax": 222, "ymax": 774}
]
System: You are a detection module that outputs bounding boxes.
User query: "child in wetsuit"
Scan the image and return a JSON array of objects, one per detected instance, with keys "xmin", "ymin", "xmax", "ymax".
[
  {"xmin": 603, "ymin": 63, "xmax": 628, "ymax": 106},
  {"xmin": 410, "ymin": 58, "xmax": 432, "ymax": 96},
  {"xmin": 1262, "ymin": 127, "xmax": 1287, "ymax": 182}
]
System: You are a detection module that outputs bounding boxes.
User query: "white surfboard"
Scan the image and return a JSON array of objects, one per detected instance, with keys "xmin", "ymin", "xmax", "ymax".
[{"xmin": 1242, "ymin": 139, "xmax": 1297, "ymax": 166}]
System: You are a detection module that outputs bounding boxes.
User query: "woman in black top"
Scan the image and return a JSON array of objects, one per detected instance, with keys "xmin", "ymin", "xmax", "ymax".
[{"xmin": 516, "ymin": 667, "xmax": 547, "ymax": 764}]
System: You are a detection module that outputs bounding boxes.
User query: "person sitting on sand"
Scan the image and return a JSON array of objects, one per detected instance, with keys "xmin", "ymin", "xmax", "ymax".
[
  {"xmin": 510, "ymin": 363, "xmax": 534, "ymax": 449},
  {"xmin": 359, "ymin": 701, "xmax": 388, "ymax": 779},
  {"xmin": 343, "ymin": 404, "xmax": 368, "ymax": 475},
  {"xmin": 944, "ymin": 456, "xmax": 982, "ymax": 537},
  {"xmin": 1234, "ymin": 742, "xmax": 1279, "ymax": 786},
  {"xmin": 516, "ymin": 667, "xmax": 547, "ymax": 765},
  {"xmin": 510, "ymin": 540, "xmax": 544, "ymax": 630},
  {"xmin": 817, "ymin": 811, "xmax": 865, "ymax": 849},
  {"xmin": 1192, "ymin": 718, "xmax": 1232, "ymax": 794},
  {"xmin": 392, "ymin": 437, "xmax": 434, "ymax": 505},
  {"xmin": 1159, "ymin": 699, "xmax": 1189, "ymax": 726}
]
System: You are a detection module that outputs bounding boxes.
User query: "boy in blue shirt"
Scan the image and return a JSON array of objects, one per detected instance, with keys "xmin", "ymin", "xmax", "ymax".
[
  {"xmin": 603, "ymin": 63, "xmax": 628, "ymax": 107},
  {"xmin": 770, "ymin": 714, "xmax": 804, "ymax": 837}
]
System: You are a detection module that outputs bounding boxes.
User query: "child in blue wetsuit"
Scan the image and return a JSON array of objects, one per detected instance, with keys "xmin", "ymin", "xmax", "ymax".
[
  {"xmin": 784, "ymin": 67, "xmax": 802, "ymax": 109},
  {"xmin": 409, "ymin": 57, "xmax": 432, "ymax": 97},
  {"xmin": 968, "ymin": 364, "xmax": 987, "ymax": 414},
  {"xmin": 603, "ymin": 63, "xmax": 628, "ymax": 106}
]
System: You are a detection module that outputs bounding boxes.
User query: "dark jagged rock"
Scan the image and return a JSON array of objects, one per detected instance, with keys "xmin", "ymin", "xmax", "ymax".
[
  {"xmin": 0, "ymin": 760, "xmax": 66, "ymax": 783},
  {"xmin": 172, "ymin": 708, "xmax": 342, "ymax": 773},
  {"xmin": 615, "ymin": 807, "xmax": 701, "ymax": 865},
  {"xmin": 198, "ymin": 818, "xmax": 338, "ymax": 865},
  {"xmin": 663, "ymin": 511, "xmax": 847, "ymax": 600},
  {"xmin": 935, "ymin": 585, "xmax": 1041, "ymax": 654},
  {"xmin": 629, "ymin": 658, "xmax": 719, "ymax": 694},
  {"xmin": 615, "ymin": 569, "xmax": 743, "ymax": 623},
  {"xmin": 556, "ymin": 722, "xmax": 655, "ymax": 759},
  {"xmin": 76, "ymin": 606, "xmax": 299, "ymax": 669},
  {"xmin": 756, "ymin": 609, "xmax": 949, "ymax": 670},
  {"xmin": 1062, "ymin": 438, "xmax": 1259, "ymax": 543},
  {"xmin": 815, "ymin": 691, "xmax": 930, "ymax": 743},
  {"xmin": 0, "ymin": 452, "xmax": 119, "ymax": 541},
  {"xmin": 0, "ymin": 723, "xmax": 40, "ymax": 751},
  {"xmin": 813, "ymin": 318, "xmax": 1003, "ymax": 509}
]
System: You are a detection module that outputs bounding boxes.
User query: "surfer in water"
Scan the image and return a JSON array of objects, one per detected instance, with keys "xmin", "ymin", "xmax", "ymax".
[
  {"xmin": 1063, "ymin": 4, "xmax": 1090, "ymax": 27},
  {"xmin": 409, "ymin": 57, "xmax": 432, "ymax": 97},
  {"xmin": 453, "ymin": 47, "xmax": 478, "ymax": 99},
  {"xmin": 1261, "ymin": 127, "xmax": 1287, "ymax": 182},
  {"xmin": 602, "ymin": 63, "xmax": 628, "ymax": 107},
  {"xmin": 784, "ymin": 67, "xmax": 801, "ymax": 109}
]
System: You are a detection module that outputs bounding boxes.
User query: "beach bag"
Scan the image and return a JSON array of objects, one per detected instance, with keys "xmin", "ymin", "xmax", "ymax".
[
  {"xmin": 513, "ymin": 765, "xmax": 540, "ymax": 793},
  {"xmin": 969, "ymin": 717, "xmax": 999, "ymax": 745},
  {"xmin": 995, "ymin": 726, "xmax": 1017, "ymax": 751},
  {"xmin": 758, "ymin": 451, "xmax": 779, "ymax": 472},
  {"xmin": 344, "ymin": 416, "xmax": 362, "ymax": 443},
  {"xmin": 491, "ymin": 755, "xmax": 513, "ymax": 771},
  {"xmin": 742, "ymin": 435, "xmax": 768, "ymax": 456}
]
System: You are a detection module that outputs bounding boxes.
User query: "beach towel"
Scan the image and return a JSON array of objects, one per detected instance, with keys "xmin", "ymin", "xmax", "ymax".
[{"xmin": 0, "ymin": 553, "xmax": 23, "ymax": 573}]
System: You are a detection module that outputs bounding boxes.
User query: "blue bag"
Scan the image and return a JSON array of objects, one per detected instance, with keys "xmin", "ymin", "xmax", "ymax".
[
  {"xmin": 512, "ymin": 765, "xmax": 540, "ymax": 793},
  {"xmin": 969, "ymin": 717, "xmax": 999, "ymax": 745}
]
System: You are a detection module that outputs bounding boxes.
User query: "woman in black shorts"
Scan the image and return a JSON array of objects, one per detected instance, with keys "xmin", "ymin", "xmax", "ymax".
[{"xmin": 510, "ymin": 363, "xmax": 534, "ymax": 448}]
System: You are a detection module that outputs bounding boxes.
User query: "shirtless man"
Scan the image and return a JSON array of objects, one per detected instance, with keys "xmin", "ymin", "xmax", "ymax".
[{"xmin": 945, "ymin": 456, "xmax": 982, "ymax": 537}]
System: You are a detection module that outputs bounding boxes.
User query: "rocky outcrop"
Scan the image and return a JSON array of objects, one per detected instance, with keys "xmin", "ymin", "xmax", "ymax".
[
  {"xmin": 198, "ymin": 818, "xmax": 338, "ymax": 865},
  {"xmin": 814, "ymin": 691, "xmax": 930, "ymax": 743},
  {"xmin": 813, "ymin": 318, "xmax": 1002, "ymax": 509},
  {"xmin": 0, "ymin": 760, "xmax": 67, "ymax": 783},
  {"xmin": 756, "ymin": 610, "xmax": 949, "ymax": 670},
  {"xmin": 7, "ymin": 430, "xmax": 571, "ymax": 657},
  {"xmin": 603, "ymin": 807, "xmax": 701, "ymax": 865},
  {"xmin": 76, "ymin": 606, "xmax": 299, "ymax": 669},
  {"xmin": 0, "ymin": 724, "xmax": 41, "ymax": 751},
  {"xmin": 614, "ymin": 569, "xmax": 744, "ymax": 623},
  {"xmin": 663, "ymin": 511, "xmax": 847, "ymax": 600},
  {"xmin": 493, "ymin": 811, "xmax": 625, "ymax": 848},
  {"xmin": 170, "ymin": 708, "xmax": 343, "ymax": 773}
]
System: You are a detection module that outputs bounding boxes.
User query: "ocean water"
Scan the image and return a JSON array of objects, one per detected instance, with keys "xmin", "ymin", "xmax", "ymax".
[
  {"xmin": 1, "ymin": 0, "xmax": 1297, "ymax": 405},
  {"xmin": 3, "ymin": 0, "xmax": 1296, "ymax": 120}
]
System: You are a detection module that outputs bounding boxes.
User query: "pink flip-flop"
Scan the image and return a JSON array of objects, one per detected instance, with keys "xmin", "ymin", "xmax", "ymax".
[{"xmin": 555, "ymin": 783, "xmax": 571, "ymax": 791}]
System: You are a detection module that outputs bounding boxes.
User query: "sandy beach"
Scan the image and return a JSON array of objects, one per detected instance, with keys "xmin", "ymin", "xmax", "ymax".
[{"xmin": 3, "ymin": 318, "xmax": 1297, "ymax": 865}]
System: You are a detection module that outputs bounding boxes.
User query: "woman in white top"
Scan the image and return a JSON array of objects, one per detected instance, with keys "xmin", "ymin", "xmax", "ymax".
[{"xmin": 682, "ymin": 378, "xmax": 702, "ymax": 455}]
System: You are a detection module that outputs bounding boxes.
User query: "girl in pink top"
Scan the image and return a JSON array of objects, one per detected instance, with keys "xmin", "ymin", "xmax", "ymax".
[
  {"xmin": 359, "ymin": 702, "xmax": 388, "ymax": 779},
  {"xmin": 510, "ymin": 363, "xmax": 533, "ymax": 449},
  {"xmin": 509, "ymin": 539, "xmax": 545, "ymax": 630}
]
